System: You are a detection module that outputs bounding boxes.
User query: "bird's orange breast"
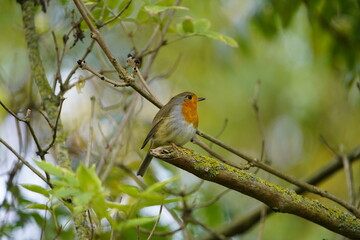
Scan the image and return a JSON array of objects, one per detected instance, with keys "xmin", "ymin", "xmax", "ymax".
[{"xmin": 181, "ymin": 100, "xmax": 199, "ymax": 127}]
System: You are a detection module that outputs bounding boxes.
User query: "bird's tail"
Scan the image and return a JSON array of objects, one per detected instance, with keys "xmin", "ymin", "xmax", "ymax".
[{"xmin": 137, "ymin": 151, "xmax": 153, "ymax": 177}]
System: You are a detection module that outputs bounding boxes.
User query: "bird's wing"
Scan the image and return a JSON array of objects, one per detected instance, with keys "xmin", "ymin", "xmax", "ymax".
[
  {"xmin": 141, "ymin": 119, "xmax": 163, "ymax": 149},
  {"xmin": 141, "ymin": 101, "xmax": 175, "ymax": 149}
]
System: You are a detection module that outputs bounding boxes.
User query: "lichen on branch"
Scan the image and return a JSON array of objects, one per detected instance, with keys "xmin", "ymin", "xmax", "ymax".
[
  {"xmin": 151, "ymin": 145, "xmax": 360, "ymax": 239},
  {"xmin": 19, "ymin": 0, "xmax": 70, "ymax": 169}
]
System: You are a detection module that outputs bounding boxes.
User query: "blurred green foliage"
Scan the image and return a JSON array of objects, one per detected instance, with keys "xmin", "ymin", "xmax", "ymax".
[{"xmin": 0, "ymin": 0, "xmax": 359, "ymax": 239}]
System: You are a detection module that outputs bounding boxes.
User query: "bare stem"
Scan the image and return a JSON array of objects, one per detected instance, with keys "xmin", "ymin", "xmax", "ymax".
[
  {"xmin": 86, "ymin": 96, "xmax": 96, "ymax": 167},
  {"xmin": 0, "ymin": 138, "xmax": 52, "ymax": 187}
]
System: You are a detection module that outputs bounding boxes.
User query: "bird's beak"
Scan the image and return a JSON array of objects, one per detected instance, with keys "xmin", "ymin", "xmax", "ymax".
[{"xmin": 198, "ymin": 97, "xmax": 205, "ymax": 101}]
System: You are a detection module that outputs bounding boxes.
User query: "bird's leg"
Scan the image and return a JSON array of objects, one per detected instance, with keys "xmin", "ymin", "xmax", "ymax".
[{"xmin": 170, "ymin": 142, "xmax": 181, "ymax": 151}]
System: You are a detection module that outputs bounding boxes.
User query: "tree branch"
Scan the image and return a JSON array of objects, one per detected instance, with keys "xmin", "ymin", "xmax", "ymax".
[
  {"xmin": 151, "ymin": 145, "xmax": 360, "ymax": 239},
  {"xmin": 72, "ymin": 0, "xmax": 360, "ymax": 230},
  {"xmin": 197, "ymin": 130, "xmax": 360, "ymax": 218},
  {"xmin": 19, "ymin": 0, "xmax": 71, "ymax": 169},
  {"xmin": 18, "ymin": 0, "xmax": 88, "ymax": 238},
  {"xmin": 0, "ymin": 138, "xmax": 51, "ymax": 187},
  {"xmin": 203, "ymin": 146, "xmax": 360, "ymax": 239}
]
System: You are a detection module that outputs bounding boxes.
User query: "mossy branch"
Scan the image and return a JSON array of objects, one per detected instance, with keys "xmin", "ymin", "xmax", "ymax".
[
  {"xmin": 151, "ymin": 145, "xmax": 360, "ymax": 239},
  {"xmin": 203, "ymin": 146, "xmax": 360, "ymax": 240},
  {"xmin": 19, "ymin": 0, "xmax": 71, "ymax": 169},
  {"xmin": 18, "ymin": 0, "xmax": 89, "ymax": 238}
]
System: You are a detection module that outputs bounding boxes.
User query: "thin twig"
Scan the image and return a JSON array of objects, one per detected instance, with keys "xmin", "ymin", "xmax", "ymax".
[
  {"xmin": 0, "ymin": 138, "xmax": 52, "ymax": 187},
  {"xmin": 119, "ymin": 21, "xmax": 139, "ymax": 54},
  {"xmin": 186, "ymin": 180, "xmax": 204, "ymax": 195},
  {"xmin": 15, "ymin": 118, "xmax": 24, "ymax": 154},
  {"xmin": 139, "ymin": 24, "xmax": 160, "ymax": 56},
  {"xmin": 63, "ymin": 39, "xmax": 96, "ymax": 88},
  {"xmin": 320, "ymin": 135, "xmax": 339, "ymax": 155},
  {"xmin": 0, "ymin": 102, "xmax": 44, "ymax": 155},
  {"xmin": 86, "ymin": 96, "xmax": 96, "ymax": 167},
  {"xmin": 77, "ymin": 60, "xmax": 129, "ymax": 87},
  {"xmin": 190, "ymin": 218, "xmax": 227, "ymax": 240},
  {"xmin": 341, "ymin": 155, "xmax": 355, "ymax": 205},
  {"xmin": 51, "ymin": 31, "xmax": 66, "ymax": 91},
  {"xmin": 99, "ymin": 95, "xmax": 138, "ymax": 179},
  {"xmin": 194, "ymin": 189, "xmax": 230, "ymax": 209},
  {"xmin": 251, "ymin": 80, "xmax": 266, "ymax": 161},
  {"xmin": 97, "ymin": 0, "xmax": 132, "ymax": 27},
  {"xmin": 147, "ymin": 54, "xmax": 182, "ymax": 83},
  {"xmin": 44, "ymin": 97, "xmax": 65, "ymax": 153},
  {"xmin": 147, "ymin": 202, "xmax": 164, "ymax": 240},
  {"xmin": 74, "ymin": 0, "xmax": 163, "ymax": 109},
  {"xmin": 139, "ymin": 42, "xmax": 167, "ymax": 59},
  {"xmin": 135, "ymin": 67, "xmax": 160, "ymax": 103},
  {"xmin": 208, "ymin": 118, "xmax": 228, "ymax": 150},
  {"xmin": 38, "ymin": 109, "xmax": 54, "ymax": 129},
  {"xmin": 87, "ymin": 209, "xmax": 94, "ymax": 240},
  {"xmin": 139, "ymin": 227, "xmax": 182, "ymax": 236},
  {"xmin": 320, "ymin": 136, "xmax": 355, "ymax": 204},
  {"xmin": 40, "ymin": 201, "xmax": 49, "ymax": 240},
  {"xmin": 73, "ymin": 0, "xmax": 128, "ymax": 78},
  {"xmin": 51, "ymin": 31, "xmax": 61, "ymax": 91},
  {"xmin": 257, "ymin": 205, "xmax": 267, "ymax": 240},
  {"xmin": 143, "ymin": 0, "xmax": 182, "ymax": 77}
]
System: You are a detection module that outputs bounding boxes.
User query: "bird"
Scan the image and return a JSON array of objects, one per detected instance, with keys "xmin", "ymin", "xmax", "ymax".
[{"xmin": 137, "ymin": 92, "xmax": 205, "ymax": 176}]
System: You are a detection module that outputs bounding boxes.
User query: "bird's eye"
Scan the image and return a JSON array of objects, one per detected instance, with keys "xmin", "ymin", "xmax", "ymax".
[{"xmin": 186, "ymin": 95, "xmax": 192, "ymax": 100}]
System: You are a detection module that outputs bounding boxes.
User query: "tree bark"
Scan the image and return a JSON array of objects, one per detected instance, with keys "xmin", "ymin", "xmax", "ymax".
[
  {"xmin": 151, "ymin": 145, "xmax": 360, "ymax": 239},
  {"xmin": 202, "ymin": 146, "xmax": 360, "ymax": 239},
  {"xmin": 18, "ymin": 0, "xmax": 89, "ymax": 238}
]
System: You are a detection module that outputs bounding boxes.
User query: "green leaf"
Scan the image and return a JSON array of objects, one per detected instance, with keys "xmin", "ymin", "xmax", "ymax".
[
  {"xmin": 83, "ymin": 0, "xmax": 99, "ymax": 4},
  {"xmin": 144, "ymin": 5, "xmax": 188, "ymax": 15},
  {"xmin": 35, "ymin": 160, "xmax": 65, "ymax": 178},
  {"xmin": 136, "ymin": 7, "xmax": 151, "ymax": 23},
  {"xmin": 116, "ymin": 217, "xmax": 157, "ymax": 230},
  {"xmin": 73, "ymin": 192, "xmax": 94, "ymax": 206},
  {"xmin": 107, "ymin": 0, "xmax": 119, "ymax": 10},
  {"xmin": 92, "ymin": 194, "xmax": 108, "ymax": 219},
  {"xmin": 193, "ymin": 19, "xmax": 211, "ymax": 32},
  {"xmin": 25, "ymin": 203, "xmax": 49, "ymax": 211},
  {"xmin": 137, "ymin": 197, "xmax": 180, "ymax": 209},
  {"xmin": 50, "ymin": 187, "xmax": 79, "ymax": 199},
  {"xmin": 21, "ymin": 184, "xmax": 49, "ymax": 197},
  {"xmin": 156, "ymin": 0, "xmax": 175, "ymax": 6},
  {"xmin": 144, "ymin": 176, "xmax": 179, "ymax": 194},
  {"xmin": 117, "ymin": 184, "xmax": 141, "ymax": 198},
  {"xmin": 76, "ymin": 164, "xmax": 102, "ymax": 192},
  {"xmin": 198, "ymin": 31, "xmax": 238, "ymax": 48},
  {"xmin": 80, "ymin": 20, "xmax": 89, "ymax": 31},
  {"xmin": 73, "ymin": 205, "xmax": 87, "ymax": 216},
  {"xmin": 272, "ymin": 0, "xmax": 301, "ymax": 28},
  {"xmin": 106, "ymin": 201, "xmax": 130, "ymax": 212},
  {"xmin": 182, "ymin": 19, "xmax": 194, "ymax": 33},
  {"xmin": 35, "ymin": 160, "xmax": 77, "ymax": 183}
]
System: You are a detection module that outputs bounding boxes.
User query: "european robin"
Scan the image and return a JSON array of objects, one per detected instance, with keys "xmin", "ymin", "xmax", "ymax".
[{"xmin": 137, "ymin": 92, "xmax": 205, "ymax": 176}]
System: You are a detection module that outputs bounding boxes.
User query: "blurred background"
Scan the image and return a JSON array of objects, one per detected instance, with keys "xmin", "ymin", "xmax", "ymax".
[{"xmin": 0, "ymin": 0, "xmax": 359, "ymax": 239}]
